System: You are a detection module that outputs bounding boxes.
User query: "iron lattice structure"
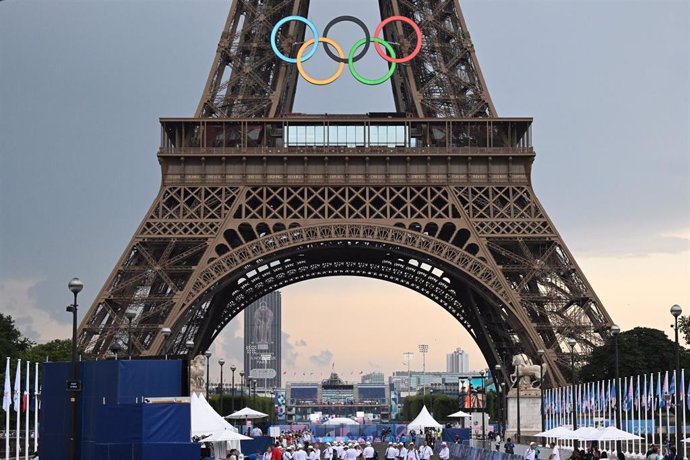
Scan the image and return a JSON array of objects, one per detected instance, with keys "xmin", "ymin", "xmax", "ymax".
[{"xmin": 79, "ymin": 0, "xmax": 614, "ymax": 386}]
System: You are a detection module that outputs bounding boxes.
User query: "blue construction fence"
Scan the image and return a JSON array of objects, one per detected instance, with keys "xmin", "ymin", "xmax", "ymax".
[{"xmin": 267, "ymin": 425, "xmax": 471, "ymax": 445}]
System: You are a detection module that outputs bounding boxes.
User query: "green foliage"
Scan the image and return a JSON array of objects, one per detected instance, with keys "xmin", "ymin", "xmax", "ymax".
[
  {"xmin": 23, "ymin": 339, "xmax": 73, "ymax": 363},
  {"xmin": 579, "ymin": 327, "xmax": 690, "ymax": 382},
  {"xmin": 0, "ymin": 313, "xmax": 34, "ymax": 359},
  {"xmin": 679, "ymin": 316, "xmax": 690, "ymax": 345},
  {"xmin": 207, "ymin": 394, "xmax": 276, "ymax": 422},
  {"xmin": 401, "ymin": 394, "xmax": 460, "ymax": 421}
]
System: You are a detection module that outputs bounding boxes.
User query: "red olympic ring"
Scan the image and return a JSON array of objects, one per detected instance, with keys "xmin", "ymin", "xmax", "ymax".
[{"xmin": 374, "ymin": 16, "xmax": 422, "ymax": 64}]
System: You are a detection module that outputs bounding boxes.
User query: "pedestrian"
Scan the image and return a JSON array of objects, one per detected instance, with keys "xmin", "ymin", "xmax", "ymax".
[
  {"xmin": 265, "ymin": 446, "xmax": 275, "ymax": 460},
  {"xmin": 386, "ymin": 443, "xmax": 398, "ymax": 460},
  {"xmin": 525, "ymin": 442, "xmax": 538, "ymax": 460},
  {"xmin": 325, "ymin": 443, "xmax": 334, "ymax": 460},
  {"xmin": 399, "ymin": 442, "xmax": 408, "ymax": 460},
  {"xmin": 406, "ymin": 443, "xmax": 419, "ymax": 460},
  {"xmin": 363, "ymin": 442, "xmax": 375, "ymax": 460},
  {"xmin": 504, "ymin": 438, "xmax": 515, "ymax": 455},
  {"xmin": 419, "ymin": 441, "xmax": 433, "ymax": 460},
  {"xmin": 550, "ymin": 442, "xmax": 561, "ymax": 460},
  {"xmin": 295, "ymin": 445, "xmax": 308, "ymax": 460},
  {"xmin": 496, "ymin": 433, "xmax": 502, "ymax": 452},
  {"xmin": 439, "ymin": 442, "xmax": 449, "ymax": 460}
]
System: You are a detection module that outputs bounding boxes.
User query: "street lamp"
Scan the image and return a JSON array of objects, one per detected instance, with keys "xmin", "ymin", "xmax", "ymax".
[
  {"xmin": 567, "ymin": 338, "xmax": 578, "ymax": 449},
  {"xmin": 418, "ymin": 344, "xmax": 429, "ymax": 399},
  {"xmin": 671, "ymin": 305, "xmax": 682, "ymax": 455},
  {"xmin": 494, "ymin": 365, "xmax": 502, "ymax": 436},
  {"xmin": 124, "ymin": 309, "xmax": 136, "ymax": 359},
  {"xmin": 536, "ymin": 349, "xmax": 545, "ymax": 447},
  {"xmin": 204, "ymin": 351, "xmax": 212, "ymax": 396},
  {"xmin": 110, "ymin": 342, "xmax": 123, "ymax": 360},
  {"xmin": 239, "ymin": 371, "xmax": 245, "ymax": 407},
  {"xmin": 185, "ymin": 340, "xmax": 194, "ymax": 395},
  {"xmin": 500, "ymin": 382, "xmax": 506, "ymax": 439},
  {"xmin": 67, "ymin": 277, "xmax": 83, "ymax": 460},
  {"xmin": 161, "ymin": 327, "xmax": 171, "ymax": 360},
  {"xmin": 219, "ymin": 359, "xmax": 226, "ymax": 416},
  {"xmin": 230, "ymin": 364, "xmax": 237, "ymax": 413},
  {"xmin": 611, "ymin": 324, "xmax": 621, "ymax": 455},
  {"xmin": 480, "ymin": 369, "xmax": 486, "ymax": 447}
]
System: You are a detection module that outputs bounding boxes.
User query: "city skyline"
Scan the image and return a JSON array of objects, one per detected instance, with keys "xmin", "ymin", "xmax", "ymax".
[{"xmin": 0, "ymin": 0, "xmax": 687, "ymax": 382}]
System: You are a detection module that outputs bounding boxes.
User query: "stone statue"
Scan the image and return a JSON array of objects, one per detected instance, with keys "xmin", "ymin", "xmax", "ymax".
[
  {"xmin": 253, "ymin": 301, "xmax": 274, "ymax": 343},
  {"xmin": 510, "ymin": 353, "xmax": 546, "ymax": 389},
  {"xmin": 190, "ymin": 354, "xmax": 207, "ymax": 395}
]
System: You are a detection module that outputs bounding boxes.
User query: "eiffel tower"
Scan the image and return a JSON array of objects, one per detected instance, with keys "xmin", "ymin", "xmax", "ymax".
[{"xmin": 78, "ymin": 0, "xmax": 614, "ymax": 386}]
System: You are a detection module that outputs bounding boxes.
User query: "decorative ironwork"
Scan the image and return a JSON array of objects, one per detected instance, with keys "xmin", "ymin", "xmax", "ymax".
[{"xmin": 78, "ymin": 0, "xmax": 614, "ymax": 387}]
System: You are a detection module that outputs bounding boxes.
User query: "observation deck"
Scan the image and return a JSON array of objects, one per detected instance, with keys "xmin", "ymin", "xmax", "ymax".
[{"xmin": 157, "ymin": 115, "xmax": 534, "ymax": 186}]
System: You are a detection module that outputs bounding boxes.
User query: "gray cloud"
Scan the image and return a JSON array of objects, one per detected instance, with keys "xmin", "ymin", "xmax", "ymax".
[
  {"xmin": 295, "ymin": 339, "xmax": 307, "ymax": 347},
  {"xmin": 309, "ymin": 350, "xmax": 334, "ymax": 367},
  {"xmin": 281, "ymin": 331, "xmax": 298, "ymax": 367}
]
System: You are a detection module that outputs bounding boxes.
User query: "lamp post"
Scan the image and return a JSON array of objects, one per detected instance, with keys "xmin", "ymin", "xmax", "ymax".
[
  {"xmin": 124, "ymin": 309, "xmax": 136, "ymax": 359},
  {"xmin": 230, "ymin": 364, "xmax": 237, "ymax": 413},
  {"xmin": 239, "ymin": 371, "xmax": 245, "ymax": 407},
  {"xmin": 110, "ymin": 342, "xmax": 122, "ymax": 360},
  {"xmin": 219, "ymin": 359, "xmax": 226, "ymax": 416},
  {"xmin": 418, "ymin": 344, "xmax": 429, "ymax": 399},
  {"xmin": 185, "ymin": 340, "xmax": 194, "ymax": 395},
  {"xmin": 536, "ymin": 349, "xmax": 545, "ymax": 447},
  {"xmin": 161, "ymin": 327, "xmax": 171, "ymax": 360},
  {"xmin": 671, "ymin": 305, "xmax": 682, "ymax": 455},
  {"xmin": 67, "ymin": 277, "xmax": 83, "ymax": 460},
  {"xmin": 567, "ymin": 338, "xmax": 578, "ymax": 449},
  {"xmin": 494, "ymin": 365, "xmax": 502, "ymax": 443},
  {"xmin": 611, "ymin": 324, "xmax": 621, "ymax": 455},
  {"xmin": 516, "ymin": 363, "xmax": 522, "ymax": 444},
  {"xmin": 500, "ymin": 382, "xmax": 506, "ymax": 439},
  {"xmin": 403, "ymin": 352, "xmax": 413, "ymax": 397},
  {"xmin": 480, "ymin": 369, "xmax": 486, "ymax": 447},
  {"xmin": 204, "ymin": 351, "xmax": 212, "ymax": 396}
]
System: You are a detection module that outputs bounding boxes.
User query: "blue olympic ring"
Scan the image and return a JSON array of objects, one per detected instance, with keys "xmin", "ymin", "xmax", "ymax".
[{"xmin": 270, "ymin": 16, "xmax": 319, "ymax": 64}]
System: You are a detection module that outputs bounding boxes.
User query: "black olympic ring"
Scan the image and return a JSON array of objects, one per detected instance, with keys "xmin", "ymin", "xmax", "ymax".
[{"xmin": 321, "ymin": 15, "xmax": 370, "ymax": 64}]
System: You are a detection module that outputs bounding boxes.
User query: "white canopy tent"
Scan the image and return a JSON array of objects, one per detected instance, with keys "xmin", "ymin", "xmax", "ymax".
[
  {"xmin": 534, "ymin": 426, "xmax": 574, "ymax": 438},
  {"xmin": 560, "ymin": 426, "xmax": 602, "ymax": 440},
  {"xmin": 448, "ymin": 410, "xmax": 471, "ymax": 418},
  {"xmin": 225, "ymin": 407, "xmax": 269, "ymax": 419},
  {"xmin": 407, "ymin": 405, "xmax": 443, "ymax": 432},
  {"xmin": 593, "ymin": 426, "xmax": 642, "ymax": 441},
  {"xmin": 191, "ymin": 393, "xmax": 248, "ymax": 458}
]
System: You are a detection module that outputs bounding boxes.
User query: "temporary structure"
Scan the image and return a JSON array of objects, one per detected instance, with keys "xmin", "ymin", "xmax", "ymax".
[
  {"xmin": 448, "ymin": 410, "xmax": 472, "ymax": 418},
  {"xmin": 205, "ymin": 430, "xmax": 252, "ymax": 442},
  {"xmin": 191, "ymin": 393, "xmax": 239, "ymax": 436},
  {"xmin": 560, "ymin": 426, "xmax": 602, "ymax": 440},
  {"xmin": 534, "ymin": 426, "xmax": 574, "ymax": 438},
  {"xmin": 225, "ymin": 407, "xmax": 269, "ymax": 419},
  {"xmin": 593, "ymin": 426, "xmax": 642, "ymax": 441},
  {"xmin": 407, "ymin": 405, "xmax": 443, "ymax": 432}
]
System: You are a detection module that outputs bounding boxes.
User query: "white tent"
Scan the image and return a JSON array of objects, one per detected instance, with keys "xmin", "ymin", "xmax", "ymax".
[
  {"xmin": 593, "ymin": 426, "xmax": 642, "ymax": 441},
  {"xmin": 323, "ymin": 417, "xmax": 359, "ymax": 425},
  {"xmin": 191, "ymin": 393, "xmax": 239, "ymax": 436},
  {"xmin": 560, "ymin": 426, "xmax": 601, "ymax": 440},
  {"xmin": 205, "ymin": 430, "xmax": 252, "ymax": 442},
  {"xmin": 448, "ymin": 410, "xmax": 471, "ymax": 418},
  {"xmin": 534, "ymin": 426, "xmax": 574, "ymax": 438},
  {"xmin": 407, "ymin": 405, "xmax": 443, "ymax": 432}
]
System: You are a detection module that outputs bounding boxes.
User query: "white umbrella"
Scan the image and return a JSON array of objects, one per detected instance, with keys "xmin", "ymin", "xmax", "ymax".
[
  {"xmin": 448, "ymin": 410, "xmax": 471, "ymax": 418},
  {"xmin": 323, "ymin": 417, "xmax": 359, "ymax": 425},
  {"xmin": 225, "ymin": 407, "xmax": 269, "ymax": 419},
  {"xmin": 560, "ymin": 427, "xmax": 601, "ymax": 440},
  {"xmin": 594, "ymin": 426, "xmax": 642, "ymax": 441},
  {"xmin": 534, "ymin": 426, "xmax": 574, "ymax": 438}
]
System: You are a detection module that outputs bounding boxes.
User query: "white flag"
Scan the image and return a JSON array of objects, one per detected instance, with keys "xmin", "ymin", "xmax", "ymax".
[
  {"xmin": 13, "ymin": 359, "xmax": 21, "ymax": 413},
  {"xmin": 2, "ymin": 357, "xmax": 10, "ymax": 412}
]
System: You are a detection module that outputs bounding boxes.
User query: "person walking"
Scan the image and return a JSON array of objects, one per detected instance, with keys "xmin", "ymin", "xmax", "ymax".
[
  {"xmin": 399, "ymin": 442, "xmax": 408, "ymax": 460},
  {"xmin": 504, "ymin": 438, "xmax": 515, "ymax": 455},
  {"xmin": 386, "ymin": 443, "xmax": 398, "ymax": 460},
  {"xmin": 419, "ymin": 441, "xmax": 433, "ymax": 460},
  {"xmin": 438, "ymin": 442, "xmax": 449, "ymax": 460},
  {"xmin": 525, "ymin": 443, "xmax": 538, "ymax": 460},
  {"xmin": 324, "ymin": 443, "xmax": 334, "ymax": 460},
  {"xmin": 363, "ymin": 442, "xmax": 375, "ymax": 460},
  {"xmin": 495, "ymin": 434, "xmax": 502, "ymax": 451},
  {"xmin": 406, "ymin": 444, "xmax": 419, "ymax": 460}
]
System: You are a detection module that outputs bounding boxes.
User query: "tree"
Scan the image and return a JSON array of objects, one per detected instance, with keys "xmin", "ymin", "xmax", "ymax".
[
  {"xmin": 579, "ymin": 327, "xmax": 690, "ymax": 382},
  {"xmin": 402, "ymin": 394, "xmax": 460, "ymax": 421},
  {"xmin": 0, "ymin": 313, "xmax": 34, "ymax": 360},
  {"xmin": 678, "ymin": 315, "xmax": 690, "ymax": 345},
  {"xmin": 22, "ymin": 339, "xmax": 72, "ymax": 363}
]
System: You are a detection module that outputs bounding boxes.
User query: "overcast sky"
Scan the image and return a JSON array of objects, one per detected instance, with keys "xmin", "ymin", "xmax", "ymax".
[{"xmin": 0, "ymin": 0, "xmax": 688, "ymax": 383}]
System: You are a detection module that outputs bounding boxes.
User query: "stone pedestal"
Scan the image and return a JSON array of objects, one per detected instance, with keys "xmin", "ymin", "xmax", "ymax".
[{"xmin": 506, "ymin": 387, "xmax": 543, "ymax": 441}]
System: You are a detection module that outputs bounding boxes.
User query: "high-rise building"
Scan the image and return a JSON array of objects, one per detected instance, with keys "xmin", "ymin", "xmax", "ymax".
[
  {"xmin": 446, "ymin": 347, "xmax": 469, "ymax": 373},
  {"xmin": 244, "ymin": 291, "xmax": 282, "ymax": 390}
]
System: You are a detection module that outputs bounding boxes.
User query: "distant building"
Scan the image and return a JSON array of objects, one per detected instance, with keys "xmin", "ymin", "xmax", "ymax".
[
  {"xmin": 244, "ymin": 292, "xmax": 282, "ymax": 390},
  {"xmin": 446, "ymin": 347, "xmax": 469, "ymax": 373},
  {"xmin": 389, "ymin": 370, "xmax": 489, "ymax": 396},
  {"xmin": 285, "ymin": 372, "xmax": 390, "ymax": 423},
  {"xmin": 361, "ymin": 372, "xmax": 385, "ymax": 384}
]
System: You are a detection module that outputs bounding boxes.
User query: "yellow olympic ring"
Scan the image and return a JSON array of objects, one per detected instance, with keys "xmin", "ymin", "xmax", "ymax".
[{"xmin": 296, "ymin": 37, "xmax": 345, "ymax": 86}]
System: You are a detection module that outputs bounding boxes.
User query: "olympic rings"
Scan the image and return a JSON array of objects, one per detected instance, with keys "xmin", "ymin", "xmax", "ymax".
[
  {"xmin": 322, "ymin": 16, "xmax": 370, "ymax": 64},
  {"xmin": 374, "ymin": 16, "xmax": 422, "ymax": 64},
  {"xmin": 270, "ymin": 16, "xmax": 319, "ymax": 64},
  {"xmin": 270, "ymin": 15, "xmax": 422, "ymax": 85},
  {"xmin": 297, "ymin": 38, "xmax": 346, "ymax": 86},
  {"xmin": 348, "ymin": 38, "xmax": 396, "ymax": 86}
]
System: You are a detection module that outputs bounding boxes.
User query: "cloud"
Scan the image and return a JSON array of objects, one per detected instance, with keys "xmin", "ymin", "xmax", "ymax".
[
  {"xmin": 281, "ymin": 332, "xmax": 298, "ymax": 367},
  {"xmin": 309, "ymin": 349, "xmax": 334, "ymax": 367},
  {"xmin": 295, "ymin": 339, "xmax": 307, "ymax": 347},
  {"xmin": 0, "ymin": 277, "xmax": 70, "ymax": 343}
]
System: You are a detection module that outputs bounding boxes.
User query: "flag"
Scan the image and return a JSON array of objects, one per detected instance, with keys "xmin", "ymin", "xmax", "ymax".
[
  {"xmin": 647, "ymin": 373, "xmax": 654, "ymax": 408},
  {"xmin": 642, "ymin": 374, "xmax": 647, "ymax": 409},
  {"xmin": 611, "ymin": 380, "xmax": 617, "ymax": 408},
  {"xmin": 2, "ymin": 358, "xmax": 10, "ymax": 412},
  {"xmin": 626, "ymin": 376, "xmax": 633, "ymax": 411},
  {"xmin": 657, "ymin": 372, "xmax": 663, "ymax": 409},
  {"xmin": 623, "ymin": 378, "xmax": 629, "ymax": 412},
  {"xmin": 662, "ymin": 371, "xmax": 669, "ymax": 408},
  {"xmin": 635, "ymin": 375, "xmax": 640, "ymax": 409},
  {"xmin": 22, "ymin": 362, "xmax": 29, "ymax": 413},
  {"xmin": 13, "ymin": 359, "xmax": 20, "ymax": 413},
  {"xmin": 598, "ymin": 380, "xmax": 603, "ymax": 411},
  {"xmin": 686, "ymin": 370, "xmax": 690, "ymax": 410},
  {"xmin": 669, "ymin": 370, "xmax": 676, "ymax": 407}
]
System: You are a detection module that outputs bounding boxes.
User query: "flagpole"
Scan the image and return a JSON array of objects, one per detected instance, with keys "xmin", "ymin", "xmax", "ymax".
[
  {"xmin": 643, "ymin": 374, "xmax": 648, "ymax": 455},
  {"xmin": 15, "ymin": 359, "xmax": 21, "ymax": 460},
  {"xmin": 4, "ymin": 357, "xmax": 10, "ymax": 460},
  {"xmin": 24, "ymin": 361, "xmax": 29, "ymax": 460},
  {"xmin": 33, "ymin": 363, "xmax": 38, "ymax": 455},
  {"xmin": 682, "ymin": 369, "xmax": 687, "ymax": 460},
  {"xmin": 666, "ymin": 371, "xmax": 671, "ymax": 452},
  {"xmin": 658, "ymin": 372, "xmax": 663, "ymax": 450}
]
